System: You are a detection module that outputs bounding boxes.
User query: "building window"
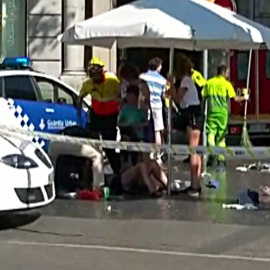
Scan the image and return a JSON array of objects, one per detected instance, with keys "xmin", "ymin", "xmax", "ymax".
[
  {"xmin": 255, "ymin": 0, "xmax": 270, "ymax": 19},
  {"xmin": 237, "ymin": 52, "xmax": 249, "ymax": 81},
  {"xmin": 266, "ymin": 51, "xmax": 270, "ymax": 80},
  {"xmin": 0, "ymin": 0, "xmax": 26, "ymax": 58}
]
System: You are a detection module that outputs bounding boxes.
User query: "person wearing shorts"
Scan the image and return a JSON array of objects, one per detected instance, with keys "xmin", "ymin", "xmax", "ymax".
[
  {"xmin": 140, "ymin": 57, "xmax": 167, "ymax": 146},
  {"xmin": 168, "ymin": 56, "xmax": 202, "ymax": 197}
]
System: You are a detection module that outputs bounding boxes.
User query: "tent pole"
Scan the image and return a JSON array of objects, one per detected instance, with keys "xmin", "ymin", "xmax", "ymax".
[
  {"xmin": 202, "ymin": 50, "xmax": 208, "ymax": 175},
  {"xmin": 255, "ymin": 50, "xmax": 259, "ymax": 121},
  {"xmin": 244, "ymin": 49, "xmax": 253, "ymax": 122},
  {"xmin": 246, "ymin": 49, "xmax": 252, "ymax": 92},
  {"xmin": 167, "ymin": 41, "xmax": 174, "ymax": 196}
]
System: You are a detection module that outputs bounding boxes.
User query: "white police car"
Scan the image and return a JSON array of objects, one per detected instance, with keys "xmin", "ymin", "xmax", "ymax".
[
  {"xmin": 0, "ymin": 133, "xmax": 55, "ymax": 212},
  {"xmin": 0, "ymin": 97, "xmax": 55, "ymax": 211},
  {"xmin": 0, "ymin": 57, "xmax": 90, "ymax": 149}
]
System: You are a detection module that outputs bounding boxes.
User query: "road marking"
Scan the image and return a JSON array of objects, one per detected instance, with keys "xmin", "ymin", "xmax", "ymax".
[{"xmin": 4, "ymin": 240, "xmax": 270, "ymax": 263}]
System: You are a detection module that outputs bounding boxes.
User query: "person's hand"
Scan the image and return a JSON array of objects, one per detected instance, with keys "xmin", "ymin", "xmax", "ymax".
[
  {"xmin": 241, "ymin": 88, "xmax": 249, "ymax": 101},
  {"xmin": 244, "ymin": 94, "xmax": 250, "ymax": 101},
  {"xmin": 167, "ymin": 74, "xmax": 175, "ymax": 85}
]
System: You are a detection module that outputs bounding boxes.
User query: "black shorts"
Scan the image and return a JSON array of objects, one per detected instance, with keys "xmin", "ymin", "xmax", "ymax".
[{"xmin": 178, "ymin": 105, "xmax": 203, "ymax": 132}]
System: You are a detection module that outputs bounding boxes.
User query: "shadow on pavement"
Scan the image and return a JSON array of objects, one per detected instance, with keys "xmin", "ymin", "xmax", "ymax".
[{"xmin": 0, "ymin": 211, "xmax": 41, "ymax": 230}]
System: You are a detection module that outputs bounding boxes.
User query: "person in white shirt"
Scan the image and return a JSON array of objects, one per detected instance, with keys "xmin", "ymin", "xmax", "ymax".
[
  {"xmin": 140, "ymin": 58, "xmax": 167, "ymax": 146},
  {"xmin": 167, "ymin": 57, "xmax": 202, "ymax": 197}
]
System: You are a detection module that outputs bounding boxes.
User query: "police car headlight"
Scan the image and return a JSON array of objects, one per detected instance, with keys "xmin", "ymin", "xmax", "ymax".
[
  {"xmin": 1, "ymin": 154, "xmax": 38, "ymax": 169},
  {"xmin": 35, "ymin": 149, "xmax": 52, "ymax": 169}
]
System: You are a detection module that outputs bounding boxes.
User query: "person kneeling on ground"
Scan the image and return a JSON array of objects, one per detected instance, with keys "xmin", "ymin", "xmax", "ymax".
[
  {"xmin": 121, "ymin": 157, "xmax": 168, "ymax": 197},
  {"xmin": 117, "ymin": 84, "xmax": 167, "ymax": 196}
]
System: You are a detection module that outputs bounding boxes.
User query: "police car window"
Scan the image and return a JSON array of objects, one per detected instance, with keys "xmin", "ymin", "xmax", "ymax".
[
  {"xmin": 56, "ymin": 85, "xmax": 74, "ymax": 105},
  {"xmin": 4, "ymin": 76, "xmax": 37, "ymax": 101},
  {"xmin": 36, "ymin": 80, "xmax": 54, "ymax": 102},
  {"xmin": 35, "ymin": 77, "xmax": 74, "ymax": 105}
]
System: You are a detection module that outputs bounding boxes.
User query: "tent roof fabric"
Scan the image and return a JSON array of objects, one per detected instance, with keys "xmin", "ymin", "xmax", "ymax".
[{"xmin": 59, "ymin": 0, "xmax": 270, "ymax": 50}]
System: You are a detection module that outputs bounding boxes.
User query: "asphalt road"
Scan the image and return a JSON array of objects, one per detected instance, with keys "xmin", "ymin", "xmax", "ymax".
[
  {"xmin": 1, "ymin": 198, "xmax": 270, "ymax": 270},
  {"xmin": 1, "ymin": 160, "xmax": 270, "ymax": 270}
]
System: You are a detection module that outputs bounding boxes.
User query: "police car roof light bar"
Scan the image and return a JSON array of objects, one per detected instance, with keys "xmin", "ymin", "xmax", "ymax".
[{"xmin": 1, "ymin": 57, "xmax": 33, "ymax": 70}]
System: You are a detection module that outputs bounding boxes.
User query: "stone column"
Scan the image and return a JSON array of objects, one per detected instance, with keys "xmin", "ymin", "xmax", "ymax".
[
  {"xmin": 92, "ymin": 0, "xmax": 117, "ymax": 73},
  {"xmin": 60, "ymin": 0, "xmax": 86, "ymax": 89}
]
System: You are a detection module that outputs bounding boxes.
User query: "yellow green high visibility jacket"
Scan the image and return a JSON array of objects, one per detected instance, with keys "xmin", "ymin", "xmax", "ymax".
[
  {"xmin": 192, "ymin": 69, "xmax": 206, "ymax": 100},
  {"xmin": 202, "ymin": 75, "xmax": 236, "ymax": 115},
  {"xmin": 192, "ymin": 69, "xmax": 206, "ymax": 87}
]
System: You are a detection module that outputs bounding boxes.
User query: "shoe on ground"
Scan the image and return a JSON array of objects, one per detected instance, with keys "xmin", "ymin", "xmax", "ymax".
[{"xmin": 180, "ymin": 186, "xmax": 202, "ymax": 198}]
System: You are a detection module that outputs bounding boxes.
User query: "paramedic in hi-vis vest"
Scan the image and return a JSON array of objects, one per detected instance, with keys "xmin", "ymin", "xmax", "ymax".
[
  {"xmin": 77, "ymin": 57, "xmax": 121, "ymax": 175},
  {"xmin": 202, "ymin": 64, "xmax": 249, "ymax": 167}
]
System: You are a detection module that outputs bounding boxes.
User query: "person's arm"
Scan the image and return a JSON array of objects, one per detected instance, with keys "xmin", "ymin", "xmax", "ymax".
[
  {"xmin": 76, "ymin": 82, "xmax": 89, "ymax": 125},
  {"xmin": 167, "ymin": 76, "xmax": 187, "ymax": 104},
  {"xmin": 201, "ymin": 82, "xmax": 208, "ymax": 111},
  {"xmin": 228, "ymin": 83, "xmax": 249, "ymax": 102},
  {"xmin": 112, "ymin": 76, "xmax": 122, "ymax": 102},
  {"xmin": 139, "ymin": 81, "xmax": 150, "ymax": 103},
  {"xmin": 234, "ymin": 95, "xmax": 249, "ymax": 102}
]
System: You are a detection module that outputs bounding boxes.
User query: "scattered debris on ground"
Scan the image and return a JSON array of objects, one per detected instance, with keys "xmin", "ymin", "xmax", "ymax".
[
  {"xmin": 236, "ymin": 162, "xmax": 270, "ymax": 173},
  {"xmin": 205, "ymin": 180, "xmax": 220, "ymax": 189},
  {"xmin": 222, "ymin": 189, "xmax": 259, "ymax": 210}
]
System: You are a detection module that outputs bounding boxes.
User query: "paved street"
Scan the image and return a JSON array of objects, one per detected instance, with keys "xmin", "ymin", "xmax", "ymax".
[{"xmin": 1, "ymin": 160, "xmax": 270, "ymax": 270}]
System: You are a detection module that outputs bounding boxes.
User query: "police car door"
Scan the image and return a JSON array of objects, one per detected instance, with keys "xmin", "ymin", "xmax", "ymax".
[
  {"xmin": 2, "ymin": 75, "xmax": 46, "ymax": 141},
  {"xmin": 33, "ymin": 76, "xmax": 87, "ymax": 134}
]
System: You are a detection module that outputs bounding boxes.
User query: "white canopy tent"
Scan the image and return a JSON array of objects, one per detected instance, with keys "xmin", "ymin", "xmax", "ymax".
[
  {"xmin": 58, "ymin": 0, "xmax": 270, "ymax": 50},
  {"xmin": 58, "ymin": 0, "xmax": 270, "ymax": 195}
]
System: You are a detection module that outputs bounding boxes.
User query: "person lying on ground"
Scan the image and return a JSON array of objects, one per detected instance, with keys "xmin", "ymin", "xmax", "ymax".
[{"xmin": 120, "ymin": 155, "xmax": 168, "ymax": 197}]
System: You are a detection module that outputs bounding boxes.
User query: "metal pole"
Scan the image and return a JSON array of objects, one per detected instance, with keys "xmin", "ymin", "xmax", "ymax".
[
  {"xmin": 202, "ymin": 50, "xmax": 208, "ymax": 174},
  {"xmin": 244, "ymin": 49, "xmax": 253, "ymax": 122},
  {"xmin": 246, "ymin": 49, "xmax": 252, "ymax": 91},
  {"xmin": 167, "ymin": 41, "xmax": 174, "ymax": 196},
  {"xmin": 255, "ymin": 50, "xmax": 259, "ymax": 121}
]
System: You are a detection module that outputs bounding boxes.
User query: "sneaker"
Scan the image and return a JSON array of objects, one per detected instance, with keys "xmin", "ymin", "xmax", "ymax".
[{"xmin": 180, "ymin": 186, "xmax": 202, "ymax": 198}]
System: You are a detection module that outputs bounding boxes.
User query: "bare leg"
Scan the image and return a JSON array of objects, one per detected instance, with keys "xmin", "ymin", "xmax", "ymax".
[
  {"xmin": 155, "ymin": 131, "xmax": 162, "ymax": 145},
  {"xmin": 138, "ymin": 163, "xmax": 158, "ymax": 194},
  {"xmin": 147, "ymin": 160, "xmax": 167, "ymax": 187},
  {"xmin": 150, "ymin": 175, "xmax": 164, "ymax": 191},
  {"xmin": 187, "ymin": 127, "xmax": 201, "ymax": 189}
]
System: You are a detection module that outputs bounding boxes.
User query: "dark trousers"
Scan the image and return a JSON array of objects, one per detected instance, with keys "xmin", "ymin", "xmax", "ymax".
[{"xmin": 88, "ymin": 112, "xmax": 121, "ymax": 175}]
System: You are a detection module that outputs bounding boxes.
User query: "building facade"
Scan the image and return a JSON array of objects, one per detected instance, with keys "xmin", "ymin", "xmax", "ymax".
[
  {"xmin": 0, "ymin": 0, "xmax": 116, "ymax": 89},
  {"xmin": 0, "ymin": 0, "xmax": 270, "ymax": 89}
]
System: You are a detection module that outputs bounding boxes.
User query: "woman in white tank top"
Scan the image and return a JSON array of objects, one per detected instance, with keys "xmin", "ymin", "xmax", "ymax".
[{"xmin": 167, "ymin": 57, "xmax": 202, "ymax": 197}]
